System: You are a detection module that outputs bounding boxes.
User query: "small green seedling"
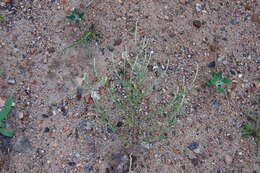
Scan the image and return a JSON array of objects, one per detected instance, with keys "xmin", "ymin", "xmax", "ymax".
[
  {"xmin": 241, "ymin": 114, "xmax": 260, "ymax": 138},
  {"xmin": 65, "ymin": 30, "xmax": 100, "ymax": 51},
  {"xmin": 206, "ymin": 71, "xmax": 232, "ymax": 94},
  {"xmin": 0, "ymin": 96, "xmax": 14, "ymax": 137},
  {"xmin": 66, "ymin": 9, "xmax": 84, "ymax": 24},
  {"xmin": 0, "ymin": 16, "xmax": 4, "ymax": 22}
]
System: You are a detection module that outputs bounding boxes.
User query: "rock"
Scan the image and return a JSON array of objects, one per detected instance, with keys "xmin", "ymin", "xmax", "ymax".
[
  {"xmin": 254, "ymin": 81, "xmax": 260, "ymax": 89},
  {"xmin": 187, "ymin": 142, "xmax": 199, "ymax": 151},
  {"xmin": 41, "ymin": 114, "xmax": 49, "ymax": 118},
  {"xmin": 193, "ymin": 20, "xmax": 202, "ymax": 28},
  {"xmin": 17, "ymin": 112, "xmax": 24, "ymax": 120},
  {"xmin": 67, "ymin": 161, "xmax": 76, "ymax": 166},
  {"xmin": 140, "ymin": 142, "xmax": 151, "ymax": 149},
  {"xmin": 230, "ymin": 18, "xmax": 238, "ymax": 25},
  {"xmin": 114, "ymin": 39, "xmax": 122, "ymax": 46},
  {"xmin": 43, "ymin": 127, "xmax": 50, "ymax": 133},
  {"xmin": 116, "ymin": 121, "xmax": 123, "ymax": 128},
  {"xmin": 195, "ymin": 3, "xmax": 205, "ymax": 12},
  {"xmin": 13, "ymin": 136, "xmax": 32, "ymax": 153},
  {"xmin": 224, "ymin": 154, "xmax": 233, "ymax": 164},
  {"xmin": 7, "ymin": 77, "xmax": 16, "ymax": 84},
  {"xmin": 107, "ymin": 45, "xmax": 114, "ymax": 52},
  {"xmin": 207, "ymin": 61, "xmax": 216, "ymax": 68},
  {"xmin": 193, "ymin": 148, "xmax": 202, "ymax": 154}
]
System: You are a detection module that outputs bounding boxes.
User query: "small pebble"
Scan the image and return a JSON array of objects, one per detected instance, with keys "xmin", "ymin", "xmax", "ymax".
[
  {"xmin": 41, "ymin": 114, "xmax": 49, "ymax": 118},
  {"xmin": 7, "ymin": 77, "xmax": 16, "ymax": 84},
  {"xmin": 43, "ymin": 127, "xmax": 50, "ymax": 133},
  {"xmin": 224, "ymin": 154, "xmax": 233, "ymax": 164},
  {"xmin": 193, "ymin": 20, "xmax": 202, "ymax": 28},
  {"xmin": 230, "ymin": 18, "xmax": 238, "ymax": 25},
  {"xmin": 195, "ymin": 3, "xmax": 205, "ymax": 12},
  {"xmin": 187, "ymin": 142, "xmax": 199, "ymax": 150},
  {"xmin": 238, "ymin": 73, "xmax": 243, "ymax": 78},
  {"xmin": 67, "ymin": 161, "xmax": 76, "ymax": 166},
  {"xmin": 116, "ymin": 121, "xmax": 123, "ymax": 127},
  {"xmin": 18, "ymin": 112, "xmax": 24, "ymax": 120},
  {"xmin": 107, "ymin": 45, "xmax": 114, "ymax": 52},
  {"xmin": 208, "ymin": 61, "xmax": 216, "ymax": 68}
]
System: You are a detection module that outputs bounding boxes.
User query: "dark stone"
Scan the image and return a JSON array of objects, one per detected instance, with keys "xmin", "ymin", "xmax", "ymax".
[
  {"xmin": 187, "ymin": 142, "xmax": 199, "ymax": 150},
  {"xmin": 207, "ymin": 61, "xmax": 216, "ymax": 68},
  {"xmin": 116, "ymin": 121, "xmax": 123, "ymax": 128},
  {"xmin": 67, "ymin": 161, "xmax": 76, "ymax": 166},
  {"xmin": 107, "ymin": 127, "xmax": 113, "ymax": 133},
  {"xmin": 230, "ymin": 70, "xmax": 236, "ymax": 75},
  {"xmin": 107, "ymin": 45, "xmax": 114, "ymax": 52},
  {"xmin": 43, "ymin": 127, "xmax": 50, "ymax": 133},
  {"xmin": 41, "ymin": 114, "xmax": 49, "ymax": 118},
  {"xmin": 230, "ymin": 18, "xmax": 238, "ymax": 25},
  {"xmin": 193, "ymin": 20, "xmax": 202, "ymax": 28},
  {"xmin": 212, "ymin": 99, "xmax": 221, "ymax": 106},
  {"xmin": 114, "ymin": 39, "xmax": 122, "ymax": 46},
  {"xmin": 47, "ymin": 47, "xmax": 55, "ymax": 53}
]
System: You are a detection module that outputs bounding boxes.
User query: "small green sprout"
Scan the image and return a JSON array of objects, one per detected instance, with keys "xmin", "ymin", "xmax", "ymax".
[
  {"xmin": 0, "ymin": 96, "xmax": 14, "ymax": 137},
  {"xmin": 241, "ymin": 114, "xmax": 260, "ymax": 138},
  {"xmin": 0, "ymin": 16, "xmax": 4, "ymax": 22},
  {"xmin": 66, "ymin": 9, "xmax": 84, "ymax": 24},
  {"xmin": 65, "ymin": 30, "xmax": 100, "ymax": 51},
  {"xmin": 206, "ymin": 71, "xmax": 232, "ymax": 94}
]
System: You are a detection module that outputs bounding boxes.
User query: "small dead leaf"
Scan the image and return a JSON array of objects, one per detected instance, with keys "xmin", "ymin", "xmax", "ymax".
[
  {"xmin": 60, "ymin": 0, "xmax": 67, "ymax": 5},
  {"xmin": 85, "ymin": 96, "xmax": 94, "ymax": 104},
  {"xmin": 63, "ymin": 126, "xmax": 70, "ymax": 132},
  {"xmin": 98, "ymin": 88, "xmax": 105, "ymax": 95},
  {"xmin": 254, "ymin": 81, "xmax": 260, "ymax": 89}
]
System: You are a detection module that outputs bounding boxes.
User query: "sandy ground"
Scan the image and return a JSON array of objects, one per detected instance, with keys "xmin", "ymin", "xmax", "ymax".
[{"xmin": 0, "ymin": 0, "xmax": 260, "ymax": 172}]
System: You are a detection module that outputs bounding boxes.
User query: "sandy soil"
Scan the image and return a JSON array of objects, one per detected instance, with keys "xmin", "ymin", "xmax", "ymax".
[{"xmin": 0, "ymin": 0, "xmax": 259, "ymax": 172}]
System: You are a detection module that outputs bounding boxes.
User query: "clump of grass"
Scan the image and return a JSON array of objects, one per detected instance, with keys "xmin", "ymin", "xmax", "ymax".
[
  {"xmin": 241, "ymin": 111, "xmax": 260, "ymax": 153},
  {"xmin": 64, "ymin": 30, "xmax": 100, "ymax": 51},
  {"xmin": 84, "ymin": 32, "xmax": 198, "ymax": 144},
  {"xmin": 66, "ymin": 9, "xmax": 84, "ymax": 24},
  {"xmin": 206, "ymin": 71, "xmax": 232, "ymax": 94},
  {"xmin": 0, "ymin": 96, "xmax": 14, "ymax": 137},
  {"xmin": 241, "ymin": 114, "xmax": 260, "ymax": 137}
]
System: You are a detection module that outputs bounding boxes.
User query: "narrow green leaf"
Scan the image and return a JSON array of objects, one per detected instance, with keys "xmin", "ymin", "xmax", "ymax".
[
  {"xmin": 0, "ymin": 96, "xmax": 13, "ymax": 121},
  {"xmin": 0, "ymin": 128, "xmax": 14, "ymax": 137},
  {"xmin": 66, "ymin": 15, "xmax": 75, "ymax": 20},
  {"xmin": 222, "ymin": 77, "xmax": 232, "ymax": 84},
  {"xmin": 216, "ymin": 86, "xmax": 225, "ymax": 94},
  {"xmin": 206, "ymin": 79, "xmax": 213, "ymax": 85}
]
